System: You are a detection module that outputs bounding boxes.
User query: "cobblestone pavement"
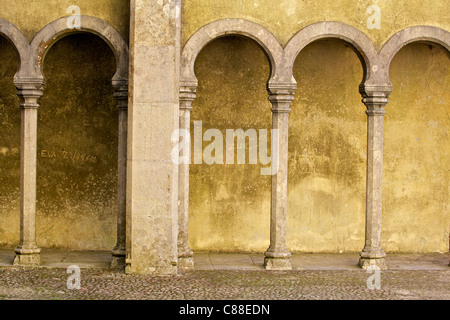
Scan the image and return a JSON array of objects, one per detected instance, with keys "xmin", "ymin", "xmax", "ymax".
[{"xmin": 0, "ymin": 268, "xmax": 448, "ymax": 300}]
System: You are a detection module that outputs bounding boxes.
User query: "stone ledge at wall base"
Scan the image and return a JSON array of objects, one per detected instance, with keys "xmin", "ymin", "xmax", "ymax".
[{"xmin": 13, "ymin": 247, "xmax": 41, "ymax": 266}]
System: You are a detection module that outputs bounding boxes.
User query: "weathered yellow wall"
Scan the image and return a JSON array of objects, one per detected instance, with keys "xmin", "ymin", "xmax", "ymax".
[
  {"xmin": 0, "ymin": 0, "xmax": 129, "ymax": 42},
  {"xmin": 190, "ymin": 36, "xmax": 272, "ymax": 252},
  {"xmin": 189, "ymin": 38, "xmax": 369, "ymax": 253},
  {"xmin": 36, "ymin": 34, "xmax": 118, "ymax": 250},
  {"xmin": 384, "ymin": 43, "xmax": 449, "ymax": 253},
  {"xmin": 182, "ymin": 0, "xmax": 450, "ymax": 49},
  {"xmin": 0, "ymin": 1, "xmax": 448, "ymax": 253},
  {"xmin": 0, "ymin": 37, "xmax": 20, "ymax": 248},
  {"xmin": 287, "ymin": 39, "xmax": 367, "ymax": 253},
  {"xmin": 184, "ymin": 0, "xmax": 449, "ymax": 253},
  {"xmin": 0, "ymin": 34, "xmax": 118, "ymax": 250},
  {"xmin": 0, "ymin": 1, "xmax": 128, "ymax": 249}
]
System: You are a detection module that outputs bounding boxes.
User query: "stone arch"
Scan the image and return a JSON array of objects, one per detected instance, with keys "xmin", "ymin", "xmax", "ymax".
[
  {"xmin": 29, "ymin": 15, "xmax": 128, "ymax": 82},
  {"xmin": 14, "ymin": 16, "xmax": 130, "ymax": 268},
  {"xmin": 380, "ymin": 26, "xmax": 450, "ymax": 83},
  {"xmin": 285, "ymin": 22, "xmax": 378, "ymax": 85},
  {"xmin": 0, "ymin": 18, "xmax": 30, "ymax": 78},
  {"xmin": 181, "ymin": 18, "xmax": 285, "ymax": 84}
]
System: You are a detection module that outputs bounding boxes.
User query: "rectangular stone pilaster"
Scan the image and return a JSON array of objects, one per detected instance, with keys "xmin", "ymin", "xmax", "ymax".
[
  {"xmin": 126, "ymin": 0, "xmax": 181, "ymax": 275},
  {"xmin": 177, "ymin": 85, "xmax": 196, "ymax": 270}
]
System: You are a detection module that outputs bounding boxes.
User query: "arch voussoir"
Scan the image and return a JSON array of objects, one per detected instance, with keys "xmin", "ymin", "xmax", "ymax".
[
  {"xmin": 181, "ymin": 19, "xmax": 286, "ymax": 84},
  {"xmin": 380, "ymin": 26, "xmax": 450, "ymax": 83},
  {"xmin": 285, "ymin": 21, "xmax": 378, "ymax": 84},
  {"xmin": 0, "ymin": 18, "xmax": 31, "ymax": 78},
  {"xmin": 30, "ymin": 15, "xmax": 129, "ymax": 81}
]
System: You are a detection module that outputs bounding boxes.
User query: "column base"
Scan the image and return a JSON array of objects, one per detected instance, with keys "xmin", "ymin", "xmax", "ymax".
[
  {"xmin": 110, "ymin": 255, "xmax": 126, "ymax": 270},
  {"xmin": 178, "ymin": 256, "xmax": 194, "ymax": 270},
  {"xmin": 264, "ymin": 257, "xmax": 292, "ymax": 271},
  {"xmin": 359, "ymin": 257, "xmax": 387, "ymax": 270},
  {"xmin": 359, "ymin": 248, "xmax": 387, "ymax": 270},
  {"xmin": 110, "ymin": 247, "xmax": 126, "ymax": 270},
  {"xmin": 264, "ymin": 248, "xmax": 292, "ymax": 270},
  {"xmin": 14, "ymin": 247, "xmax": 41, "ymax": 266}
]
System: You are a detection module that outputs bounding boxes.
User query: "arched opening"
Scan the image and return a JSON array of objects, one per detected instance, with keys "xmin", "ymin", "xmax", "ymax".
[
  {"xmin": 384, "ymin": 42, "xmax": 450, "ymax": 253},
  {"xmin": 189, "ymin": 35, "xmax": 272, "ymax": 253},
  {"xmin": 288, "ymin": 39, "xmax": 366, "ymax": 253},
  {"xmin": 36, "ymin": 33, "xmax": 118, "ymax": 250},
  {"xmin": 0, "ymin": 35, "xmax": 20, "ymax": 248}
]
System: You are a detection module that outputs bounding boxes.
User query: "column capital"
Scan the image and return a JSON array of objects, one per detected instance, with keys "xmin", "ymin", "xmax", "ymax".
[
  {"xmin": 113, "ymin": 80, "xmax": 129, "ymax": 111},
  {"xmin": 180, "ymin": 83, "xmax": 197, "ymax": 110},
  {"xmin": 267, "ymin": 82, "xmax": 297, "ymax": 113},
  {"xmin": 14, "ymin": 78, "xmax": 45, "ymax": 109},
  {"xmin": 360, "ymin": 84, "xmax": 392, "ymax": 114}
]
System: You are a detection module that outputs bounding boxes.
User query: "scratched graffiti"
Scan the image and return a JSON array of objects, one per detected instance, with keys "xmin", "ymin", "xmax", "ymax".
[{"xmin": 40, "ymin": 149, "xmax": 98, "ymax": 164}]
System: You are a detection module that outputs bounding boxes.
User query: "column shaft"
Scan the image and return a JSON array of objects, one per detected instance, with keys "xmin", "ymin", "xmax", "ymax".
[
  {"xmin": 359, "ymin": 91, "xmax": 389, "ymax": 270},
  {"xmin": 111, "ymin": 82, "xmax": 128, "ymax": 269},
  {"xmin": 14, "ymin": 80, "xmax": 44, "ymax": 266},
  {"xmin": 264, "ymin": 84, "xmax": 295, "ymax": 270}
]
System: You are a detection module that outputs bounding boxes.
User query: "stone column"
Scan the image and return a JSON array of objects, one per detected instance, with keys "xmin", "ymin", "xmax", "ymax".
[
  {"xmin": 126, "ymin": 0, "xmax": 181, "ymax": 275},
  {"xmin": 111, "ymin": 80, "xmax": 128, "ymax": 269},
  {"xmin": 177, "ymin": 84, "xmax": 196, "ymax": 270},
  {"xmin": 264, "ymin": 83, "xmax": 296, "ymax": 270},
  {"xmin": 13, "ymin": 78, "xmax": 45, "ymax": 266},
  {"xmin": 359, "ymin": 88, "xmax": 391, "ymax": 270}
]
